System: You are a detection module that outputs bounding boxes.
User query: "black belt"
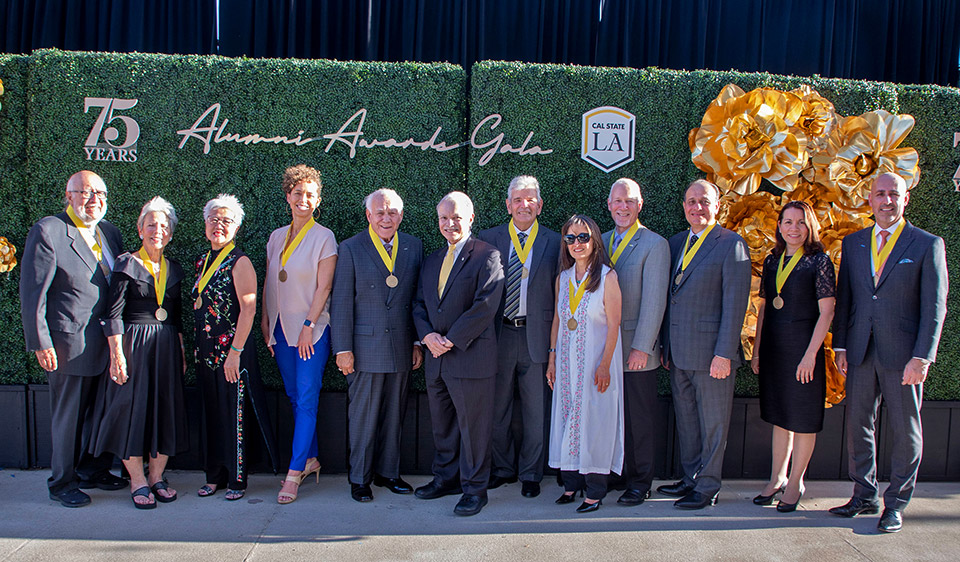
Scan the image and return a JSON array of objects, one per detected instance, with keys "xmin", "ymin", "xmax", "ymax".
[{"xmin": 503, "ymin": 316, "xmax": 526, "ymax": 328}]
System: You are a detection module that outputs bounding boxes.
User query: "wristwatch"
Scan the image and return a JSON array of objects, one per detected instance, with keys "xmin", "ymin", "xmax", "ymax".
[{"xmin": 303, "ymin": 319, "xmax": 316, "ymax": 329}]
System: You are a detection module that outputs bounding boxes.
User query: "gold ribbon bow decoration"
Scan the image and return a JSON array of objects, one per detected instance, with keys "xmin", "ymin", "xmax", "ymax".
[
  {"xmin": 0, "ymin": 236, "xmax": 17, "ymax": 273},
  {"xmin": 689, "ymin": 84, "xmax": 810, "ymax": 196}
]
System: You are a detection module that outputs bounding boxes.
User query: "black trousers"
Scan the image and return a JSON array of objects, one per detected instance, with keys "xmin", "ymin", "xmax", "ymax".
[
  {"xmin": 562, "ymin": 470, "xmax": 608, "ymax": 501},
  {"xmin": 622, "ymin": 370, "xmax": 658, "ymax": 492},
  {"xmin": 47, "ymin": 372, "xmax": 114, "ymax": 495}
]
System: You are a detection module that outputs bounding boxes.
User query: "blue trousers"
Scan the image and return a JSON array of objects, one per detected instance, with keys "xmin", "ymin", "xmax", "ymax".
[{"xmin": 274, "ymin": 322, "xmax": 329, "ymax": 471}]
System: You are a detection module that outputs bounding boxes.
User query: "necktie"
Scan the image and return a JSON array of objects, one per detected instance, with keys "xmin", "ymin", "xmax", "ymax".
[
  {"xmin": 672, "ymin": 234, "xmax": 698, "ymax": 293},
  {"xmin": 875, "ymin": 230, "xmax": 890, "ymax": 283},
  {"xmin": 383, "ymin": 242, "xmax": 392, "ymax": 255},
  {"xmin": 438, "ymin": 245, "xmax": 456, "ymax": 298},
  {"xmin": 504, "ymin": 232, "xmax": 527, "ymax": 320}
]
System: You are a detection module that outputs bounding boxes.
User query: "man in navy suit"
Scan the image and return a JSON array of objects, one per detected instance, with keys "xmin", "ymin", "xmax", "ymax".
[
  {"xmin": 331, "ymin": 188, "xmax": 423, "ymax": 503},
  {"xmin": 20, "ymin": 171, "xmax": 128, "ymax": 507},
  {"xmin": 413, "ymin": 191, "xmax": 504, "ymax": 516},
  {"xmin": 479, "ymin": 175, "xmax": 560, "ymax": 499},
  {"xmin": 830, "ymin": 172, "xmax": 948, "ymax": 533}
]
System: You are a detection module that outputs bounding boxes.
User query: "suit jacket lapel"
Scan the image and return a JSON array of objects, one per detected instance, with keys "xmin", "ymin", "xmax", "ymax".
[
  {"xmin": 616, "ymin": 228, "xmax": 643, "ymax": 265},
  {"xmin": 526, "ymin": 227, "xmax": 548, "ymax": 280},
  {"xmin": 439, "ymin": 238, "xmax": 473, "ymax": 304},
  {"xmin": 875, "ymin": 222, "xmax": 914, "ymax": 289},
  {"xmin": 64, "ymin": 217, "xmax": 100, "ymax": 275},
  {"xmin": 388, "ymin": 234, "xmax": 416, "ymax": 306},
  {"xmin": 676, "ymin": 227, "xmax": 720, "ymax": 290}
]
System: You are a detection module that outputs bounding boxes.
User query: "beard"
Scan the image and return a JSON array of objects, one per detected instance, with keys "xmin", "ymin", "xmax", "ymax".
[{"xmin": 74, "ymin": 202, "xmax": 107, "ymax": 226}]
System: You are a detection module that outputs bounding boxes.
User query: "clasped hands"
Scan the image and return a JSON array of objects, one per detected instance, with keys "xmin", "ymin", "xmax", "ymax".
[{"xmin": 422, "ymin": 332, "xmax": 454, "ymax": 358}]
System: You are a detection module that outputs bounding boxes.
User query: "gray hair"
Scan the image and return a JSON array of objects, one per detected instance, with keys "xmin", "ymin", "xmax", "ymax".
[
  {"xmin": 138, "ymin": 196, "xmax": 178, "ymax": 233},
  {"xmin": 364, "ymin": 188, "xmax": 404, "ymax": 214},
  {"xmin": 507, "ymin": 175, "xmax": 541, "ymax": 200},
  {"xmin": 608, "ymin": 178, "xmax": 642, "ymax": 201},
  {"xmin": 203, "ymin": 194, "xmax": 245, "ymax": 227},
  {"xmin": 437, "ymin": 191, "xmax": 475, "ymax": 223}
]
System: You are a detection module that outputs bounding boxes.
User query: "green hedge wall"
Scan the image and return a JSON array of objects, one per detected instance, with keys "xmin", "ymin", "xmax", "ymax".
[
  {"xmin": 467, "ymin": 61, "xmax": 959, "ymax": 399},
  {"xmin": 2, "ymin": 52, "xmax": 959, "ymax": 399}
]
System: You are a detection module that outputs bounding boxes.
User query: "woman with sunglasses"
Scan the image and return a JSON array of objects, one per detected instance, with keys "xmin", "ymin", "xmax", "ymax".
[
  {"xmin": 546, "ymin": 215, "xmax": 624, "ymax": 513},
  {"xmin": 194, "ymin": 194, "xmax": 279, "ymax": 501}
]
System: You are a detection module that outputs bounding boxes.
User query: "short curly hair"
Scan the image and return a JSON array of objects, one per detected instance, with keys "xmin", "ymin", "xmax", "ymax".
[{"xmin": 282, "ymin": 164, "xmax": 322, "ymax": 195}]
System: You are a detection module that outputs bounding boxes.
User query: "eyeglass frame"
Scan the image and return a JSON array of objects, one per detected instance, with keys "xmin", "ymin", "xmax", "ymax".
[
  {"xmin": 563, "ymin": 232, "xmax": 591, "ymax": 244},
  {"xmin": 67, "ymin": 189, "xmax": 108, "ymax": 200}
]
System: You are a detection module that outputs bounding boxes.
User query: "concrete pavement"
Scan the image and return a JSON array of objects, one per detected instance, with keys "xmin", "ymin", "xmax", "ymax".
[{"xmin": 1, "ymin": 469, "xmax": 958, "ymax": 561}]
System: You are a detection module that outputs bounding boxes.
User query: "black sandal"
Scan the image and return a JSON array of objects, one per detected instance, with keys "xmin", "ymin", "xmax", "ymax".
[
  {"xmin": 197, "ymin": 484, "xmax": 218, "ymax": 497},
  {"xmin": 131, "ymin": 486, "xmax": 156, "ymax": 510},
  {"xmin": 150, "ymin": 481, "xmax": 178, "ymax": 503},
  {"xmin": 225, "ymin": 489, "xmax": 245, "ymax": 501}
]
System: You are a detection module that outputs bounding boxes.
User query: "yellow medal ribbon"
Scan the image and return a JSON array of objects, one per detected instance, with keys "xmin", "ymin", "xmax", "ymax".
[
  {"xmin": 509, "ymin": 218, "xmax": 538, "ymax": 265},
  {"xmin": 280, "ymin": 220, "xmax": 315, "ymax": 269},
  {"xmin": 195, "ymin": 242, "xmax": 235, "ymax": 296},
  {"xmin": 368, "ymin": 225, "xmax": 399, "ymax": 274},
  {"xmin": 66, "ymin": 205, "xmax": 105, "ymax": 262},
  {"xmin": 870, "ymin": 221, "xmax": 905, "ymax": 275},
  {"xmin": 568, "ymin": 273, "xmax": 590, "ymax": 318},
  {"xmin": 607, "ymin": 220, "xmax": 639, "ymax": 266},
  {"xmin": 775, "ymin": 250, "xmax": 804, "ymax": 295},
  {"xmin": 138, "ymin": 246, "xmax": 168, "ymax": 310},
  {"xmin": 679, "ymin": 222, "xmax": 716, "ymax": 273}
]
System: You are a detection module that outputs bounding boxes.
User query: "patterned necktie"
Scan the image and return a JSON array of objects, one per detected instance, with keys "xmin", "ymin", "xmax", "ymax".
[
  {"xmin": 438, "ymin": 244, "xmax": 456, "ymax": 298},
  {"xmin": 503, "ymin": 232, "xmax": 527, "ymax": 320},
  {"xmin": 875, "ymin": 230, "xmax": 890, "ymax": 283},
  {"xmin": 672, "ymin": 233, "xmax": 698, "ymax": 293}
]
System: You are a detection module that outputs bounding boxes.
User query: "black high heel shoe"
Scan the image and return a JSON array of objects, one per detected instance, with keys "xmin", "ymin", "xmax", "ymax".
[
  {"xmin": 576, "ymin": 499, "xmax": 602, "ymax": 513},
  {"xmin": 555, "ymin": 489, "xmax": 584, "ymax": 504},
  {"xmin": 752, "ymin": 485, "xmax": 785, "ymax": 506},
  {"xmin": 776, "ymin": 489, "xmax": 804, "ymax": 513}
]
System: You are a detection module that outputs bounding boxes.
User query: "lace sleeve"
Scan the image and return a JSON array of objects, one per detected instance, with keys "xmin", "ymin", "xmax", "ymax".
[{"xmin": 814, "ymin": 252, "xmax": 837, "ymax": 299}]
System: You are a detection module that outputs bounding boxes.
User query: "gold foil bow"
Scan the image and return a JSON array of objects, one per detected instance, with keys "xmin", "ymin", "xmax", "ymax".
[{"xmin": 0, "ymin": 236, "xmax": 17, "ymax": 273}]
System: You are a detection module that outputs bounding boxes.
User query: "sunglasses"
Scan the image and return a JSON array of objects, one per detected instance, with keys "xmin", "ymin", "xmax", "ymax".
[{"xmin": 563, "ymin": 232, "xmax": 591, "ymax": 244}]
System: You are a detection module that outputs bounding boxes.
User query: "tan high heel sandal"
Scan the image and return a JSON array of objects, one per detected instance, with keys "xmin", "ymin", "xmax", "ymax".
[{"xmin": 277, "ymin": 461, "xmax": 321, "ymax": 504}]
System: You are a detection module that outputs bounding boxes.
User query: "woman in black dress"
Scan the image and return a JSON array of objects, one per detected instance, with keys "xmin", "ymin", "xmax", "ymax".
[
  {"xmin": 750, "ymin": 200, "xmax": 836, "ymax": 512},
  {"xmin": 92, "ymin": 196, "xmax": 188, "ymax": 509},
  {"xmin": 194, "ymin": 194, "xmax": 279, "ymax": 501}
]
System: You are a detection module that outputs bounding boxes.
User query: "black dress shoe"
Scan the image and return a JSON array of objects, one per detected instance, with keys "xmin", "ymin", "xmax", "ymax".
[
  {"xmin": 555, "ymin": 492, "xmax": 577, "ymax": 504},
  {"xmin": 617, "ymin": 488, "xmax": 651, "ymax": 506},
  {"xmin": 79, "ymin": 472, "xmax": 128, "ymax": 491},
  {"xmin": 674, "ymin": 490, "xmax": 718, "ymax": 510},
  {"xmin": 49, "ymin": 488, "xmax": 92, "ymax": 508},
  {"xmin": 414, "ymin": 479, "xmax": 462, "ymax": 500},
  {"xmin": 657, "ymin": 480, "xmax": 695, "ymax": 497},
  {"xmin": 520, "ymin": 481, "xmax": 540, "ymax": 498},
  {"xmin": 828, "ymin": 497, "xmax": 881, "ymax": 518},
  {"xmin": 373, "ymin": 475, "xmax": 413, "ymax": 494},
  {"xmin": 351, "ymin": 483, "xmax": 374, "ymax": 502},
  {"xmin": 877, "ymin": 508, "xmax": 902, "ymax": 533},
  {"xmin": 454, "ymin": 493, "xmax": 488, "ymax": 516},
  {"xmin": 576, "ymin": 499, "xmax": 601, "ymax": 513},
  {"xmin": 488, "ymin": 475, "xmax": 518, "ymax": 489},
  {"xmin": 752, "ymin": 486, "xmax": 785, "ymax": 506}
]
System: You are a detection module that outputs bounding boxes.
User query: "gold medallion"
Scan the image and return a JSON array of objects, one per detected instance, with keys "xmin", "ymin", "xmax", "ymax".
[
  {"xmin": 567, "ymin": 318, "xmax": 578, "ymax": 331},
  {"xmin": 278, "ymin": 269, "xmax": 288, "ymax": 282},
  {"xmin": 674, "ymin": 272, "xmax": 683, "ymax": 286},
  {"xmin": 521, "ymin": 267, "xmax": 529, "ymax": 279},
  {"xmin": 155, "ymin": 308, "xmax": 168, "ymax": 321},
  {"xmin": 772, "ymin": 295, "xmax": 784, "ymax": 309},
  {"xmin": 194, "ymin": 296, "xmax": 203, "ymax": 310},
  {"xmin": 386, "ymin": 274, "xmax": 399, "ymax": 288}
]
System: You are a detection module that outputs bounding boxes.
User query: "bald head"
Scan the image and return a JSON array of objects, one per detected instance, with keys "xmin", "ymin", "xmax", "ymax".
[
  {"xmin": 65, "ymin": 170, "xmax": 108, "ymax": 225},
  {"xmin": 869, "ymin": 172, "xmax": 910, "ymax": 228}
]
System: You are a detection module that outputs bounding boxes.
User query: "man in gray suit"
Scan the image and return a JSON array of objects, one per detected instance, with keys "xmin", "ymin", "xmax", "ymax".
[
  {"xmin": 601, "ymin": 178, "xmax": 670, "ymax": 506},
  {"xmin": 331, "ymin": 188, "xmax": 424, "ymax": 503},
  {"xmin": 830, "ymin": 172, "xmax": 948, "ymax": 533},
  {"xmin": 479, "ymin": 175, "xmax": 560, "ymax": 499},
  {"xmin": 413, "ymin": 191, "xmax": 504, "ymax": 516},
  {"xmin": 20, "ymin": 170, "xmax": 128, "ymax": 507},
  {"xmin": 658, "ymin": 179, "xmax": 751, "ymax": 509}
]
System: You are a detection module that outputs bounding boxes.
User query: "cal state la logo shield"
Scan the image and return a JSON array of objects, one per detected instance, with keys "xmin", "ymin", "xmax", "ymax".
[{"xmin": 581, "ymin": 106, "xmax": 635, "ymax": 172}]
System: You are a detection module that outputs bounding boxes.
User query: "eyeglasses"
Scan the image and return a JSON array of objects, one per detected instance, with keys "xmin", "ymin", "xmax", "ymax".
[
  {"xmin": 563, "ymin": 232, "xmax": 591, "ymax": 244},
  {"xmin": 68, "ymin": 189, "xmax": 108, "ymax": 200},
  {"xmin": 206, "ymin": 217, "xmax": 236, "ymax": 227}
]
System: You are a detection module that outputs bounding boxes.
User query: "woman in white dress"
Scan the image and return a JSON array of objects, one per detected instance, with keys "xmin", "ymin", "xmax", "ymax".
[{"xmin": 546, "ymin": 214, "xmax": 624, "ymax": 513}]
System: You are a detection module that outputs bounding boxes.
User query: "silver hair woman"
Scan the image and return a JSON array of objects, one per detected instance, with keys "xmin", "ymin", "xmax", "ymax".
[
  {"xmin": 194, "ymin": 194, "xmax": 278, "ymax": 501},
  {"xmin": 89, "ymin": 196, "xmax": 189, "ymax": 509}
]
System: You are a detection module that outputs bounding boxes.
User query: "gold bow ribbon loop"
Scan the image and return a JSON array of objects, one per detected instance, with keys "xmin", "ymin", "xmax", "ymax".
[{"xmin": 690, "ymin": 84, "xmax": 810, "ymax": 196}]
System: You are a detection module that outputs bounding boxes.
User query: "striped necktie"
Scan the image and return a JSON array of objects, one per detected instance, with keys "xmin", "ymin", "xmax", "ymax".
[{"xmin": 503, "ymin": 232, "xmax": 527, "ymax": 320}]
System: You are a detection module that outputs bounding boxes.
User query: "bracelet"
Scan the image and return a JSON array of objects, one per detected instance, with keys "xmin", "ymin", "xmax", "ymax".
[
  {"xmin": 548, "ymin": 348, "xmax": 556, "ymax": 353},
  {"xmin": 230, "ymin": 344, "xmax": 243, "ymax": 353}
]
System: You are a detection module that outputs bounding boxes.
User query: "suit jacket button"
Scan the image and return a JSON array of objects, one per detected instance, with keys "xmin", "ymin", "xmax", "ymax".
[
  {"xmin": 671, "ymin": 300, "xmax": 676, "ymax": 305},
  {"xmin": 100, "ymin": 320, "xmax": 106, "ymax": 325},
  {"xmin": 872, "ymin": 295, "xmax": 878, "ymax": 300}
]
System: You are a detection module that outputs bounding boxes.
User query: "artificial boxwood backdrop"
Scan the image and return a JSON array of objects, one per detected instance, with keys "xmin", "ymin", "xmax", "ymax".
[{"xmin": 0, "ymin": 51, "xmax": 957, "ymax": 399}]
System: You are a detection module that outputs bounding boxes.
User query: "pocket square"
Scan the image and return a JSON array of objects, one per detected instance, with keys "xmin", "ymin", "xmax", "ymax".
[{"xmin": 898, "ymin": 258, "xmax": 914, "ymax": 264}]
